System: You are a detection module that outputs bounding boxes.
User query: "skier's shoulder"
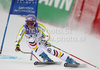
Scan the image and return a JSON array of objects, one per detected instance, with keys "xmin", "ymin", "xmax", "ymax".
[
  {"xmin": 37, "ymin": 22, "xmax": 47, "ymax": 30},
  {"xmin": 19, "ymin": 25, "xmax": 25, "ymax": 29},
  {"xmin": 22, "ymin": 24, "xmax": 30, "ymax": 31},
  {"xmin": 18, "ymin": 25, "xmax": 26, "ymax": 32}
]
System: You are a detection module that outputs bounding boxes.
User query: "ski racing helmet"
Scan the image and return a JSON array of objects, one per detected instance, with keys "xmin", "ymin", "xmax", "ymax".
[{"xmin": 25, "ymin": 14, "xmax": 37, "ymax": 25}]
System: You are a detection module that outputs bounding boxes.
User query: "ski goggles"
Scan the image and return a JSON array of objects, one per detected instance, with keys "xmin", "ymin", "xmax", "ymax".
[{"xmin": 26, "ymin": 22, "xmax": 35, "ymax": 26}]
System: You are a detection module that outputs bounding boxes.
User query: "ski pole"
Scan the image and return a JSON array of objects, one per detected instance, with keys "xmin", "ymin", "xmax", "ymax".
[
  {"xmin": 20, "ymin": 50, "xmax": 41, "ymax": 62},
  {"xmin": 47, "ymin": 44, "xmax": 99, "ymax": 69}
]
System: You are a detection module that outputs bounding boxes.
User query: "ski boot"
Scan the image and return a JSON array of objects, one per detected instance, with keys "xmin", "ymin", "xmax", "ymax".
[
  {"xmin": 65, "ymin": 56, "xmax": 78, "ymax": 64},
  {"xmin": 64, "ymin": 56, "xmax": 79, "ymax": 67},
  {"xmin": 39, "ymin": 52, "xmax": 54, "ymax": 62}
]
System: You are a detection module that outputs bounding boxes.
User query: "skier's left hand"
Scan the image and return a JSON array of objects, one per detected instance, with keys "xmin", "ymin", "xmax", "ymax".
[
  {"xmin": 39, "ymin": 40, "xmax": 47, "ymax": 45},
  {"xmin": 15, "ymin": 44, "xmax": 20, "ymax": 52}
]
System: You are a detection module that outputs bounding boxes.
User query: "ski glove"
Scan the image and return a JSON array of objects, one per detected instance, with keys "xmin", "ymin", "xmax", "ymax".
[
  {"xmin": 15, "ymin": 44, "xmax": 20, "ymax": 52},
  {"xmin": 39, "ymin": 40, "xmax": 47, "ymax": 45}
]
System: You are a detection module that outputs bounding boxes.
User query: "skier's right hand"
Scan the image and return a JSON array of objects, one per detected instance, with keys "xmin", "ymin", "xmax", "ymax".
[
  {"xmin": 15, "ymin": 44, "xmax": 20, "ymax": 52},
  {"xmin": 39, "ymin": 40, "xmax": 47, "ymax": 45}
]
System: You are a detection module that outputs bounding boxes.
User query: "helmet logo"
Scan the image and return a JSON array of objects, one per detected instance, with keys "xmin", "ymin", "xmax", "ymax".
[{"xmin": 27, "ymin": 17, "xmax": 32, "ymax": 21}]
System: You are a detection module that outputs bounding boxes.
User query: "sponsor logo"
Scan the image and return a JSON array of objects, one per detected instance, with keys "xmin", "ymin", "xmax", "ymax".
[
  {"xmin": 27, "ymin": 17, "xmax": 33, "ymax": 21},
  {"xmin": 47, "ymin": 48, "xmax": 52, "ymax": 53},
  {"xmin": 39, "ymin": 0, "xmax": 73, "ymax": 11},
  {"xmin": 19, "ymin": 7, "xmax": 34, "ymax": 10}
]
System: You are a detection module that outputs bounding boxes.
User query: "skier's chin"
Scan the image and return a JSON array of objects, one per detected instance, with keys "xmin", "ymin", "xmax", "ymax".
[
  {"xmin": 29, "ymin": 28, "xmax": 34, "ymax": 30},
  {"xmin": 28, "ymin": 26, "xmax": 34, "ymax": 30}
]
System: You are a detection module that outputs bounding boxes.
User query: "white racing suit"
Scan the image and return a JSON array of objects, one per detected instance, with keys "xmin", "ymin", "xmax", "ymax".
[{"xmin": 15, "ymin": 22, "xmax": 68, "ymax": 62}]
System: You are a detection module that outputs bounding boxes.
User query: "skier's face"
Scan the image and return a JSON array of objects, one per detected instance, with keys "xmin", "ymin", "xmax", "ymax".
[{"xmin": 27, "ymin": 22, "xmax": 35, "ymax": 30}]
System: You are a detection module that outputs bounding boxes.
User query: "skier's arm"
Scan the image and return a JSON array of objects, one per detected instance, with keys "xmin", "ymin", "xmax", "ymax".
[
  {"xmin": 15, "ymin": 26, "xmax": 26, "ymax": 46},
  {"xmin": 38, "ymin": 23, "xmax": 50, "ymax": 42}
]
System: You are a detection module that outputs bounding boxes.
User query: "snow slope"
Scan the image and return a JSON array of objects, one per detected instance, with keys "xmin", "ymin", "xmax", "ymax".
[{"xmin": 0, "ymin": 9, "xmax": 100, "ymax": 70}]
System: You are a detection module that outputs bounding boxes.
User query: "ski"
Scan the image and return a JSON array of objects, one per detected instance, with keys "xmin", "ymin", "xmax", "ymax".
[
  {"xmin": 64, "ymin": 63, "xmax": 80, "ymax": 67},
  {"xmin": 34, "ymin": 61, "xmax": 61, "ymax": 65}
]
